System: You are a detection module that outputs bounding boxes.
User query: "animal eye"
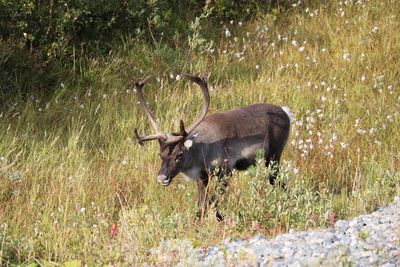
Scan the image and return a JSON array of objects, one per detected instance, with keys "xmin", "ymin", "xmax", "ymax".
[{"xmin": 176, "ymin": 153, "xmax": 184, "ymax": 161}]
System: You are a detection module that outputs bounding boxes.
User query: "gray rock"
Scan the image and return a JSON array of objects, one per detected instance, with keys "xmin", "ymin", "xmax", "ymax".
[{"xmin": 151, "ymin": 197, "xmax": 400, "ymax": 266}]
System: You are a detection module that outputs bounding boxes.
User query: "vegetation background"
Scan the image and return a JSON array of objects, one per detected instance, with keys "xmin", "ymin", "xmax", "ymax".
[{"xmin": 0, "ymin": 0, "xmax": 399, "ymax": 265}]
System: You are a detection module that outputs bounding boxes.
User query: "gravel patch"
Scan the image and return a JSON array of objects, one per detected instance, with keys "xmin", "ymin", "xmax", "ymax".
[{"xmin": 151, "ymin": 197, "xmax": 400, "ymax": 266}]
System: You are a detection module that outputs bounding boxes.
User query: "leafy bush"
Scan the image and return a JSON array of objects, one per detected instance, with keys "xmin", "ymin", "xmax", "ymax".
[
  {"xmin": 0, "ymin": 0, "xmax": 196, "ymax": 94},
  {"xmin": 0, "ymin": 0, "xmax": 188, "ymax": 54},
  {"xmin": 0, "ymin": 0, "xmax": 292, "ymax": 94}
]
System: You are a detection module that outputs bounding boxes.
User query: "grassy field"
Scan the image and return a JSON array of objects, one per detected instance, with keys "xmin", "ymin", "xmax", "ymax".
[{"xmin": 1, "ymin": 0, "xmax": 399, "ymax": 265}]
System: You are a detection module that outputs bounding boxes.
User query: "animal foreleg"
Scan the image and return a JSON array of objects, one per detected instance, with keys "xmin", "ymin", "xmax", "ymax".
[{"xmin": 197, "ymin": 175, "xmax": 209, "ymax": 222}]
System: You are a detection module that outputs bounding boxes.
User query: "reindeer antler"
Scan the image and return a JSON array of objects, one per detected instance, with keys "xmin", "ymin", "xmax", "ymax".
[
  {"xmin": 181, "ymin": 73, "xmax": 210, "ymax": 133},
  {"xmin": 133, "ymin": 73, "xmax": 210, "ymax": 146},
  {"xmin": 133, "ymin": 76, "xmax": 167, "ymax": 145}
]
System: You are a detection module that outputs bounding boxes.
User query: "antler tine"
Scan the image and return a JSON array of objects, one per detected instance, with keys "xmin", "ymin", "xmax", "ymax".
[
  {"xmin": 133, "ymin": 75, "xmax": 166, "ymax": 137},
  {"xmin": 171, "ymin": 119, "xmax": 187, "ymax": 137},
  {"xmin": 181, "ymin": 73, "xmax": 210, "ymax": 133},
  {"xmin": 135, "ymin": 75, "xmax": 153, "ymax": 88},
  {"xmin": 134, "ymin": 128, "xmax": 165, "ymax": 146}
]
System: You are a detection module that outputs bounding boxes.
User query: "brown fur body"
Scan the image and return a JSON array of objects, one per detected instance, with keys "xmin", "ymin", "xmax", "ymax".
[{"xmin": 180, "ymin": 103, "xmax": 291, "ymax": 180}]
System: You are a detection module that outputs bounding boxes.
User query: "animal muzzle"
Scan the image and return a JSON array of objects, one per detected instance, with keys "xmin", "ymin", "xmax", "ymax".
[{"xmin": 157, "ymin": 174, "xmax": 172, "ymax": 186}]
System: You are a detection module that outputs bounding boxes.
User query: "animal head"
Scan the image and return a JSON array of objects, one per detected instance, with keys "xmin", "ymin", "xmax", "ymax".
[{"xmin": 133, "ymin": 74, "xmax": 209, "ymax": 186}]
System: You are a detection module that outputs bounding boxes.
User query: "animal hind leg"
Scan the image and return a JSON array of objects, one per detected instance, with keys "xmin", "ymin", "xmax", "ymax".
[
  {"xmin": 265, "ymin": 152, "xmax": 282, "ymax": 186},
  {"xmin": 213, "ymin": 173, "xmax": 230, "ymax": 221}
]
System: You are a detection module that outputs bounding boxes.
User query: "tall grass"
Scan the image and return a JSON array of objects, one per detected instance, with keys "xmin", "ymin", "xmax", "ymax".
[{"xmin": 1, "ymin": 0, "xmax": 399, "ymax": 265}]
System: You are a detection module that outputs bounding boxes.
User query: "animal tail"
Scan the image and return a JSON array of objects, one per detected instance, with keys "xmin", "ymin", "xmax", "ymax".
[{"xmin": 282, "ymin": 106, "xmax": 294, "ymax": 123}]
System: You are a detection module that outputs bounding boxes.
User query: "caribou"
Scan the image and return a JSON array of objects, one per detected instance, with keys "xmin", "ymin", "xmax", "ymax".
[{"xmin": 134, "ymin": 74, "xmax": 293, "ymax": 220}]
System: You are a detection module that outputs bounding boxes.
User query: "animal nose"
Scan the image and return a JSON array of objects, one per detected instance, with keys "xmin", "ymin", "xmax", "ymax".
[{"xmin": 157, "ymin": 175, "xmax": 171, "ymax": 186}]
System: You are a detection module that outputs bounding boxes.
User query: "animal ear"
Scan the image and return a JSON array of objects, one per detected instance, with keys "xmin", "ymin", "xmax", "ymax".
[{"xmin": 183, "ymin": 139, "xmax": 193, "ymax": 150}]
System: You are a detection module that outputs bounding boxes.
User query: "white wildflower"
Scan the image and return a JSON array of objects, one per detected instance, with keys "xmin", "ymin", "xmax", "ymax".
[
  {"xmin": 225, "ymin": 28, "xmax": 231, "ymax": 38},
  {"xmin": 369, "ymin": 128, "xmax": 377, "ymax": 135},
  {"xmin": 340, "ymin": 142, "xmax": 348, "ymax": 149},
  {"xmin": 331, "ymin": 133, "xmax": 337, "ymax": 142}
]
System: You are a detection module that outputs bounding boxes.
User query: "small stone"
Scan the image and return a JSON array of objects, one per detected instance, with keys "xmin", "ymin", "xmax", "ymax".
[{"xmin": 335, "ymin": 220, "xmax": 349, "ymax": 233}]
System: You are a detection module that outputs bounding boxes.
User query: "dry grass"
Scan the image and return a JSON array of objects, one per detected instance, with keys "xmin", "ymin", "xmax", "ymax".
[{"xmin": 0, "ymin": 0, "xmax": 399, "ymax": 265}]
